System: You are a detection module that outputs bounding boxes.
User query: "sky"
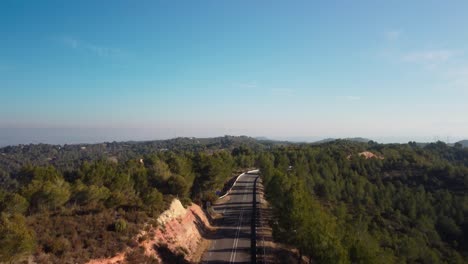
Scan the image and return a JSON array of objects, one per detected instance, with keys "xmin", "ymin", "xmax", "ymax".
[{"xmin": 1, "ymin": 0, "xmax": 468, "ymax": 145}]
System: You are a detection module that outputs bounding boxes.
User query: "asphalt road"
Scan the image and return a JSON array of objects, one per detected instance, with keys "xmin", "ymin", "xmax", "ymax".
[{"xmin": 202, "ymin": 172, "xmax": 259, "ymax": 264}]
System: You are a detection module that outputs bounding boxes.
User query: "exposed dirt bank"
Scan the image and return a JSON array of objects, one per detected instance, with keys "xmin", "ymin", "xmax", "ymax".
[
  {"xmin": 359, "ymin": 151, "xmax": 384, "ymax": 160},
  {"xmin": 347, "ymin": 151, "xmax": 384, "ymax": 160},
  {"xmin": 87, "ymin": 199, "xmax": 213, "ymax": 264}
]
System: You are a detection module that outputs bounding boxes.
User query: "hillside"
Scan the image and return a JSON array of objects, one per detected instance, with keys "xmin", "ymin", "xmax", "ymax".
[
  {"xmin": 0, "ymin": 136, "xmax": 266, "ymax": 176},
  {"xmin": 0, "ymin": 137, "xmax": 259, "ymax": 263},
  {"xmin": 259, "ymin": 140, "xmax": 468, "ymax": 263},
  {"xmin": 312, "ymin": 137, "xmax": 372, "ymax": 144},
  {"xmin": 1, "ymin": 138, "xmax": 467, "ymax": 263},
  {"xmin": 456, "ymin": 140, "xmax": 468, "ymax": 148}
]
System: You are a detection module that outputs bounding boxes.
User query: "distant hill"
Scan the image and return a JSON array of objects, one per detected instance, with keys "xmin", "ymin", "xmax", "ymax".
[
  {"xmin": 345, "ymin": 137, "xmax": 372, "ymax": 143},
  {"xmin": 257, "ymin": 136, "xmax": 373, "ymax": 144},
  {"xmin": 0, "ymin": 135, "xmax": 267, "ymax": 175},
  {"xmin": 312, "ymin": 137, "xmax": 372, "ymax": 144},
  {"xmin": 456, "ymin": 140, "xmax": 468, "ymax": 147},
  {"xmin": 311, "ymin": 138, "xmax": 336, "ymax": 144}
]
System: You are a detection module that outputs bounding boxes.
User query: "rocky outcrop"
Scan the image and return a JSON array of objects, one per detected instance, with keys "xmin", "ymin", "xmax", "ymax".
[
  {"xmin": 156, "ymin": 199, "xmax": 187, "ymax": 226},
  {"xmin": 87, "ymin": 199, "xmax": 212, "ymax": 264},
  {"xmin": 347, "ymin": 151, "xmax": 384, "ymax": 160},
  {"xmin": 358, "ymin": 151, "xmax": 384, "ymax": 160}
]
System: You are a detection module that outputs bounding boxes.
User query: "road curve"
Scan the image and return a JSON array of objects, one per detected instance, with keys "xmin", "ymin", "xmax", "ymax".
[{"xmin": 202, "ymin": 171, "xmax": 259, "ymax": 264}]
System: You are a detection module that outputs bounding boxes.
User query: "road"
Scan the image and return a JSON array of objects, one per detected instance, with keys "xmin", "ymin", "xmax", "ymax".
[{"xmin": 202, "ymin": 171, "xmax": 259, "ymax": 264}]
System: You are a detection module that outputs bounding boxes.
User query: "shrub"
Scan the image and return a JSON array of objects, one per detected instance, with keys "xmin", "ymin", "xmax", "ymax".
[{"xmin": 114, "ymin": 219, "xmax": 128, "ymax": 233}]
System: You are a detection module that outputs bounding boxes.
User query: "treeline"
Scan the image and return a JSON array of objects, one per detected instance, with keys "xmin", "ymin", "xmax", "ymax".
[
  {"xmin": 259, "ymin": 140, "xmax": 468, "ymax": 263},
  {"xmin": 0, "ymin": 135, "xmax": 272, "ymax": 177},
  {"xmin": 0, "ymin": 144, "xmax": 257, "ymax": 263}
]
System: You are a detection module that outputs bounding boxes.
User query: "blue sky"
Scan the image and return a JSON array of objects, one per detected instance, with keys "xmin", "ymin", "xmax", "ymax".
[{"xmin": 1, "ymin": 1, "xmax": 467, "ymax": 145}]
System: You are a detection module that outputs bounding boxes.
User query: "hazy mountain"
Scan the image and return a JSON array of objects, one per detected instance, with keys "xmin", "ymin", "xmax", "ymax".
[
  {"xmin": 456, "ymin": 140, "xmax": 468, "ymax": 147},
  {"xmin": 311, "ymin": 138, "xmax": 336, "ymax": 144},
  {"xmin": 312, "ymin": 137, "xmax": 372, "ymax": 144},
  {"xmin": 255, "ymin": 136, "xmax": 373, "ymax": 144}
]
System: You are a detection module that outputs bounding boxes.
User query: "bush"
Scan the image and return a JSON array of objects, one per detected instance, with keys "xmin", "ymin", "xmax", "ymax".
[
  {"xmin": 114, "ymin": 219, "xmax": 128, "ymax": 233},
  {"xmin": 0, "ymin": 213, "xmax": 36, "ymax": 262},
  {"xmin": 180, "ymin": 197, "xmax": 192, "ymax": 208}
]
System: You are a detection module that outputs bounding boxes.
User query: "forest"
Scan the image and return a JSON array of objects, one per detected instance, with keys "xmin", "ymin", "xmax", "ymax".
[
  {"xmin": 0, "ymin": 136, "xmax": 258, "ymax": 263},
  {"xmin": 0, "ymin": 136, "xmax": 467, "ymax": 263},
  {"xmin": 259, "ymin": 140, "xmax": 468, "ymax": 263}
]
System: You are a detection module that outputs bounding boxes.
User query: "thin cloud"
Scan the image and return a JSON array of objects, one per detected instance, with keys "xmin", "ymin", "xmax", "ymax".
[
  {"xmin": 337, "ymin": 95, "xmax": 361, "ymax": 101},
  {"xmin": 271, "ymin": 88, "xmax": 294, "ymax": 97},
  {"xmin": 63, "ymin": 36, "xmax": 79, "ymax": 49},
  {"xmin": 402, "ymin": 50, "xmax": 456, "ymax": 63},
  {"xmin": 344, "ymin": 95, "xmax": 361, "ymax": 101},
  {"xmin": 399, "ymin": 48, "xmax": 468, "ymax": 92},
  {"xmin": 385, "ymin": 30, "xmax": 401, "ymax": 41},
  {"xmin": 234, "ymin": 82, "xmax": 258, "ymax": 89},
  {"xmin": 86, "ymin": 44, "xmax": 123, "ymax": 57},
  {"xmin": 60, "ymin": 36, "xmax": 126, "ymax": 58},
  {"xmin": 443, "ymin": 67, "xmax": 468, "ymax": 92}
]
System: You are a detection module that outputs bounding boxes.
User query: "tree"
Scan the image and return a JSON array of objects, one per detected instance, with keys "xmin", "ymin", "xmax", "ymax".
[
  {"xmin": 167, "ymin": 175, "xmax": 189, "ymax": 197},
  {"xmin": 0, "ymin": 213, "xmax": 36, "ymax": 263},
  {"xmin": 22, "ymin": 176, "xmax": 70, "ymax": 211},
  {"xmin": 148, "ymin": 159, "xmax": 172, "ymax": 188},
  {"xmin": 167, "ymin": 155, "xmax": 195, "ymax": 190},
  {"xmin": 71, "ymin": 181, "xmax": 111, "ymax": 207},
  {"xmin": 143, "ymin": 188, "xmax": 164, "ymax": 213},
  {"xmin": 0, "ymin": 193, "xmax": 29, "ymax": 215}
]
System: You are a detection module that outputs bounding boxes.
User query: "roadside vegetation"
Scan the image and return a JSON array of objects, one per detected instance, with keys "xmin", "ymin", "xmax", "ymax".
[
  {"xmin": 259, "ymin": 140, "xmax": 468, "ymax": 263},
  {"xmin": 0, "ymin": 137, "xmax": 258, "ymax": 263}
]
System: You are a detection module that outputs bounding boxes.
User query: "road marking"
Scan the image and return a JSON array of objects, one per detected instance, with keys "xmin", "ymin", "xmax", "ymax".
[
  {"xmin": 230, "ymin": 208, "xmax": 244, "ymax": 263},
  {"xmin": 205, "ymin": 173, "xmax": 258, "ymax": 264},
  {"xmin": 229, "ymin": 179, "xmax": 248, "ymax": 264}
]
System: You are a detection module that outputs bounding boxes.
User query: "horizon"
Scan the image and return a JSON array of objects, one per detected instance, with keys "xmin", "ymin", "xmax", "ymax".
[
  {"xmin": 0, "ymin": 128, "xmax": 465, "ymax": 147},
  {"xmin": 1, "ymin": 1, "xmax": 467, "ymax": 145}
]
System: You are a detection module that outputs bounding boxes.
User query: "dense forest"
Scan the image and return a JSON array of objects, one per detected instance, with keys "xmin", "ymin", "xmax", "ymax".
[
  {"xmin": 0, "ymin": 136, "xmax": 272, "ymax": 176},
  {"xmin": 0, "ymin": 136, "xmax": 259, "ymax": 263},
  {"xmin": 259, "ymin": 140, "xmax": 468, "ymax": 263},
  {"xmin": 1, "ymin": 136, "xmax": 467, "ymax": 263}
]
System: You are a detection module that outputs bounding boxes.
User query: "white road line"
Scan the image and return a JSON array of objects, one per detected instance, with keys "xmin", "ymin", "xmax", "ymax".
[
  {"xmin": 229, "ymin": 181, "xmax": 247, "ymax": 264},
  {"xmin": 230, "ymin": 208, "xmax": 244, "ymax": 263}
]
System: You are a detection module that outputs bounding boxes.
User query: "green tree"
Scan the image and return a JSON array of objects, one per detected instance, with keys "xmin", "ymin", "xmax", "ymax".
[
  {"xmin": 0, "ymin": 213, "xmax": 36, "ymax": 263},
  {"xmin": 143, "ymin": 188, "xmax": 164, "ymax": 213},
  {"xmin": 22, "ymin": 175, "xmax": 70, "ymax": 211},
  {"xmin": 167, "ymin": 175, "xmax": 189, "ymax": 197},
  {"xmin": 0, "ymin": 193, "xmax": 29, "ymax": 215}
]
